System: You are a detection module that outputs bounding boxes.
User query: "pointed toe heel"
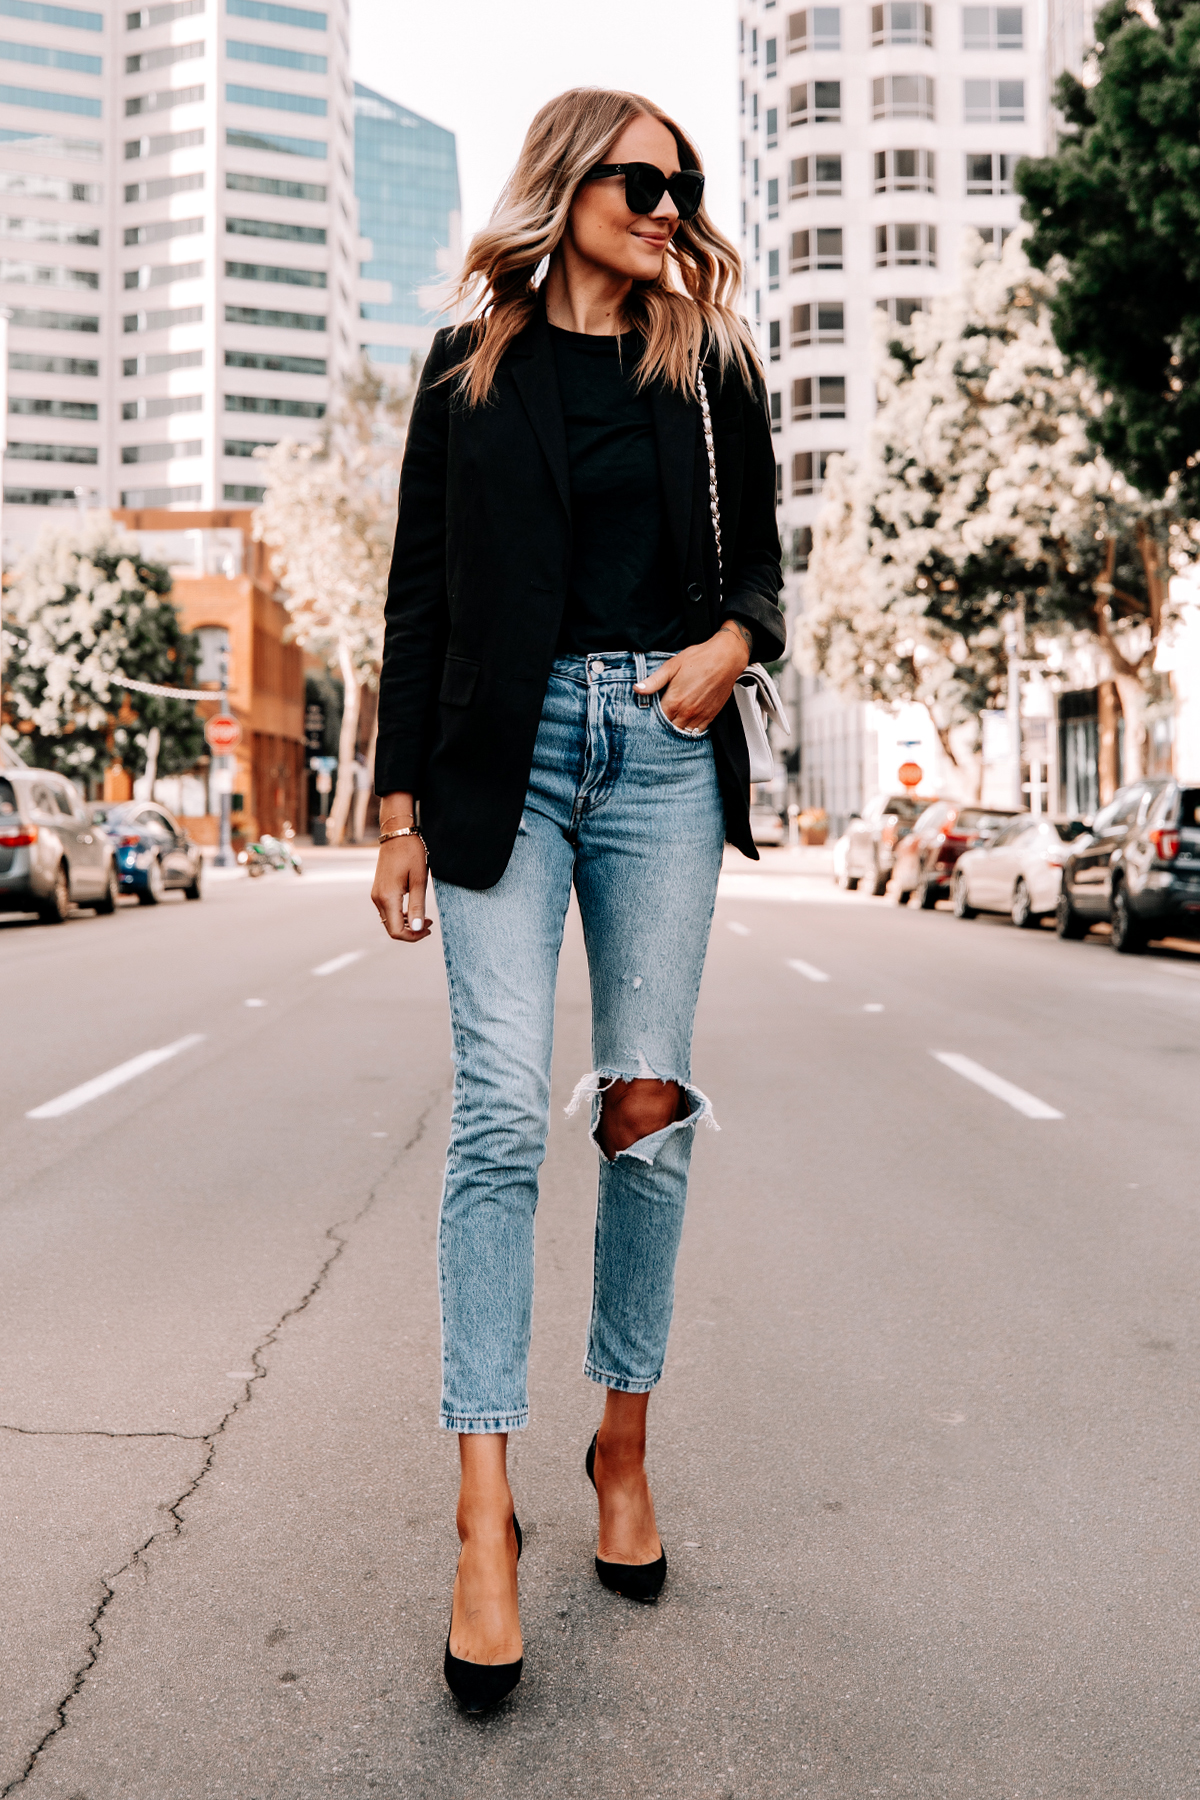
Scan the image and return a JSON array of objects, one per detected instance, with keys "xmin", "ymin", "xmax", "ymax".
[
  {"xmin": 443, "ymin": 1513, "xmax": 524, "ymax": 1713},
  {"xmin": 585, "ymin": 1433, "xmax": 668, "ymax": 1603}
]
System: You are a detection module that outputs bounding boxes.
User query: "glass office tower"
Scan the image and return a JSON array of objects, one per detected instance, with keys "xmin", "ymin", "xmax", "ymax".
[{"xmin": 353, "ymin": 81, "xmax": 460, "ymax": 367}]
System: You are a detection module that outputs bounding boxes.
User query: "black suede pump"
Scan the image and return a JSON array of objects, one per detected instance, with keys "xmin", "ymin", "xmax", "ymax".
[
  {"xmin": 443, "ymin": 1514, "xmax": 523, "ymax": 1712},
  {"xmin": 586, "ymin": 1432, "xmax": 667, "ymax": 1603}
]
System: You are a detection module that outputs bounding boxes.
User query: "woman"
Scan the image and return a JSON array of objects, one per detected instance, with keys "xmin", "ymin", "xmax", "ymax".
[{"xmin": 371, "ymin": 87, "xmax": 784, "ymax": 1711}]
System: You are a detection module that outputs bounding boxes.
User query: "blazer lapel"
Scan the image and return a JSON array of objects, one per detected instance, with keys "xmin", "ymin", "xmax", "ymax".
[
  {"xmin": 650, "ymin": 380, "xmax": 697, "ymax": 580},
  {"xmin": 509, "ymin": 306, "xmax": 571, "ymax": 520}
]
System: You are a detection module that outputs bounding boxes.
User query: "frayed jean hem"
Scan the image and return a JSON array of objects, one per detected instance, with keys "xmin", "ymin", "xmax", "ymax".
[
  {"xmin": 583, "ymin": 1362, "xmax": 662, "ymax": 1394},
  {"xmin": 439, "ymin": 1408, "xmax": 529, "ymax": 1434}
]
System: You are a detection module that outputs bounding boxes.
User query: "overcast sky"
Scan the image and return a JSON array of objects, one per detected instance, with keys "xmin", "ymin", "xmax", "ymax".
[{"xmin": 350, "ymin": 0, "xmax": 741, "ymax": 250}]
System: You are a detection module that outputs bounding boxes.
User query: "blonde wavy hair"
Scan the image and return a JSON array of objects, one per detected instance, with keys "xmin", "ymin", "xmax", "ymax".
[{"xmin": 447, "ymin": 87, "xmax": 757, "ymax": 407}]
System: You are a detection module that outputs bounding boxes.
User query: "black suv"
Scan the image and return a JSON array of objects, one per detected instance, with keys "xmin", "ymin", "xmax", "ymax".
[{"xmin": 1057, "ymin": 778, "xmax": 1200, "ymax": 951}]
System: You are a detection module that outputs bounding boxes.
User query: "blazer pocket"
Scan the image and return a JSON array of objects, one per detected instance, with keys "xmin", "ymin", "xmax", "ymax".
[{"xmin": 439, "ymin": 655, "xmax": 480, "ymax": 708}]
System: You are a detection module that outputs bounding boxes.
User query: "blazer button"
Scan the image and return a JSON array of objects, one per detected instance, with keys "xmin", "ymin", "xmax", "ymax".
[{"xmin": 687, "ymin": 582, "xmax": 703, "ymax": 604}]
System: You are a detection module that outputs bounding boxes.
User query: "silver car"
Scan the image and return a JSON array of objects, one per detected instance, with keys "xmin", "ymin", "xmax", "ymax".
[{"xmin": 0, "ymin": 767, "xmax": 119, "ymax": 923}]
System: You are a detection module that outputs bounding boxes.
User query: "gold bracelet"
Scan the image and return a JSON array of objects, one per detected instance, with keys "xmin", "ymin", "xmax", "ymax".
[{"xmin": 379, "ymin": 825, "xmax": 423, "ymax": 845}]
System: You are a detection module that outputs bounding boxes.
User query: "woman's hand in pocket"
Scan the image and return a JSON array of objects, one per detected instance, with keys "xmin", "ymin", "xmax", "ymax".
[{"xmin": 633, "ymin": 620, "xmax": 752, "ymax": 732}]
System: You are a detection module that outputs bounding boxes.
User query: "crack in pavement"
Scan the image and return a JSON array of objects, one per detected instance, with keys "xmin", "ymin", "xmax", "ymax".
[
  {"xmin": 1, "ymin": 1426, "xmax": 209, "ymax": 1442},
  {"xmin": 1, "ymin": 1091, "xmax": 443, "ymax": 1797}
]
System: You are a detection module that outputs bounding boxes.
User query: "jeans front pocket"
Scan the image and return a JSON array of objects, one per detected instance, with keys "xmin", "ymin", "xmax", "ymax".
[{"xmin": 653, "ymin": 693, "xmax": 710, "ymax": 741}]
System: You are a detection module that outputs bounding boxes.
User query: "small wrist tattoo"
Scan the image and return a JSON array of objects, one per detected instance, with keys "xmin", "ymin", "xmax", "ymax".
[{"xmin": 721, "ymin": 620, "xmax": 754, "ymax": 657}]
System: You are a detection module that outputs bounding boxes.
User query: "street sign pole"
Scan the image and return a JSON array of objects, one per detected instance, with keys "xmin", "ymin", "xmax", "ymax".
[{"xmin": 204, "ymin": 696, "xmax": 241, "ymax": 869}]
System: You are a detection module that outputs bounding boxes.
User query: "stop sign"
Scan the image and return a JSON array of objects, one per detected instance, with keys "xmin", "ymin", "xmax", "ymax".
[
  {"xmin": 898, "ymin": 760, "xmax": 923, "ymax": 789},
  {"xmin": 204, "ymin": 713, "xmax": 241, "ymax": 753}
]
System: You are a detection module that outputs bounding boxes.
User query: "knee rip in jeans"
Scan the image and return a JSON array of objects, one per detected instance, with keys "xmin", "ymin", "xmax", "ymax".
[{"xmin": 564, "ymin": 1062, "xmax": 718, "ymax": 1164}]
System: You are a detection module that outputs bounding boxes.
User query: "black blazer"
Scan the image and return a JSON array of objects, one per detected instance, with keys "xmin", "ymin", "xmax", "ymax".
[{"xmin": 375, "ymin": 303, "xmax": 785, "ymax": 890}]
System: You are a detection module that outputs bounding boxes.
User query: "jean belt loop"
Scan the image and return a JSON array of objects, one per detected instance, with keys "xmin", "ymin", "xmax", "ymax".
[{"xmin": 634, "ymin": 650, "xmax": 650, "ymax": 708}]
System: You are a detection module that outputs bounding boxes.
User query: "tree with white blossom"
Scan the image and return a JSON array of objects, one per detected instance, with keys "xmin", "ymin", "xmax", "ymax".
[
  {"xmin": 1, "ymin": 511, "xmax": 202, "ymax": 786},
  {"xmin": 254, "ymin": 356, "xmax": 417, "ymax": 844},
  {"xmin": 803, "ymin": 232, "xmax": 1184, "ymax": 785}
]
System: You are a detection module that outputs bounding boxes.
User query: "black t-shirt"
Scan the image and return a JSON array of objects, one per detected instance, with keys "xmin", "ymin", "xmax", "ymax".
[{"xmin": 549, "ymin": 325, "xmax": 684, "ymax": 656}]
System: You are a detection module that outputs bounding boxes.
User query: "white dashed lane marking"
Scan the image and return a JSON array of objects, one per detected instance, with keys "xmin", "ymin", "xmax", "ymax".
[
  {"xmin": 786, "ymin": 958, "xmax": 831, "ymax": 984},
  {"xmin": 26, "ymin": 1034, "xmax": 206, "ymax": 1120},
  {"xmin": 932, "ymin": 1052, "xmax": 1063, "ymax": 1120},
  {"xmin": 312, "ymin": 951, "xmax": 366, "ymax": 977}
]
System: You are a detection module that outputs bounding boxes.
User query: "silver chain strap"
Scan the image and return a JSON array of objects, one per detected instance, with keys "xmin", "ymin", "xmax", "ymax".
[{"xmin": 698, "ymin": 369, "xmax": 722, "ymax": 599}]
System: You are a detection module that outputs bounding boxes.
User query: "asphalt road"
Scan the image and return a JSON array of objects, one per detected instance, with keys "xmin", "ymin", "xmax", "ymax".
[{"xmin": 3, "ymin": 850, "xmax": 1200, "ymax": 1799}]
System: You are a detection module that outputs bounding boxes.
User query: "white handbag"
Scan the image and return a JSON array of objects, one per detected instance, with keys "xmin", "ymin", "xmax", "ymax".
[{"xmin": 698, "ymin": 371, "xmax": 791, "ymax": 784}]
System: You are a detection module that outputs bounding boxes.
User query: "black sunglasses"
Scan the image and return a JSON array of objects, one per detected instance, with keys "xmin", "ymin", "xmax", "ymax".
[{"xmin": 585, "ymin": 162, "xmax": 705, "ymax": 222}]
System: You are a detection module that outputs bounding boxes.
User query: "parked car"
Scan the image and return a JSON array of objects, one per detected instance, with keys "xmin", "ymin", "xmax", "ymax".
[
  {"xmin": 91, "ymin": 800, "xmax": 203, "ymax": 903},
  {"xmin": 1055, "ymin": 779, "xmax": 1170, "ymax": 945},
  {"xmin": 0, "ymin": 767, "xmax": 118, "ymax": 922},
  {"xmin": 840, "ymin": 791, "xmax": 932, "ymax": 894},
  {"xmin": 951, "ymin": 815, "xmax": 1090, "ymax": 927},
  {"xmin": 1058, "ymin": 778, "xmax": 1200, "ymax": 952},
  {"xmin": 892, "ymin": 801, "xmax": 1021, "ymax": 907},
  {"xmin": 750, "ymin": 801, "xmax": 786, "ymax": 846}
]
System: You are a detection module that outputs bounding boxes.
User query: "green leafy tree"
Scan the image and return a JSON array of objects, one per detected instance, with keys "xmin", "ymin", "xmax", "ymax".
[
  {"xmin": 1, "ymin": 513, "xmax": 203, "ymax": 784},
  {"xmin": 1017, "ymin": 0, "xmax": 1200, "ymax": 512}
]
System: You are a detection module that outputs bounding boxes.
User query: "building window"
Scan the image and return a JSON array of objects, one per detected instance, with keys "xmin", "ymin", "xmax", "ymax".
[
  {"xmin": 767, "ymin": 176, "xmax": 779, "ymax": 218},
  {"xmin": 965, "ymin": 151, "xmax": 1015, "ymax": 194},
  {"xmin": 871, "ymin": 2, "xmax": 933, "ymax": 43},
  {"xmin": 768, "ymin": 247, "xmax": 780, "ymax": 290},
  {"xmin": 765, "ymin": 35, "xmax": 777, "ymax": 73},
  {"xmin": 963, "ymin": 5, "xmax": 1023, "ymax": 48},
  {"xmin": 5, "ymin": 439, "xmax": 98, "ymax": 463},
  {"xmin": 226, "ymin": 215, "xmax": 325, "ymax": 243},
  {"xmin": 791, "ymin": 301, "xmax": 845, "ymax": 344},
  {"xmin": 792, "ymin": 450, "xmax": 832, "ymax": 495},
  {"xmin": 788, "ymin": 79, "xmax": 841, "ymax": 125},
  {"xmin": 874, "ymin": 222, "xmax": 937, "ymax": 266},
  {"xmin": 0, "ymin": 260, "xmax": 98, "ymax": 289},
  {"xmin": 787, "ymin": 8, "xmax": 841, "ymax": 52},
  {"xmin": 125, "ymin": 40, "xmax": 205, "ymax": 74},
  {"xmin": 126, "ymin": 1, "xmax": 204, "ymax": 27},
  {"xmin": 973, "ymin": 224, "xmax": 1015, "ymax": 247},
  {"xmin": 791, "ymin": 526, "xmax": 813, "ymax": 569},
  {"xmin": 9, "ymin": 356, "xmax": 99, "ymax": 378},
  {"xmin": 125, "ymin": 84, "xmax": 205, "ymax": 115},
  {"xmin": 751, "ymin": 26, "xmax": 758, "ymax": 63},
  {"xmin": 223, "ymin": 437, "xmax": 275, "ymax": 457},
  {"xmin": 8, "ymin": 306, "xmax": 99, "ymax": 331},
  {"xmin": 225, "ymin": 127, "xmax": 325, "ymax": 159},
  {"xmin": 225, "ymin": 347, "xmax": 325, "ymax": 374},
  {"xmin": 121, "ymin": 393, "xmax": 202, "ymax": 419},
  {"xmin": 791, "ymin": 376, "xmax": 845, "ymax": 420},
  {"xmin": 122, "ymin": 303, "xmax": 204, "ymax": 330},
  {"xmin": 877, "ymin": 296, "xmax": 927, "ymax": 324},
  {"xmin": 9, "ymin": 1, "xmax": 102, "ymax": 29},
  {"xmin": 225, "ymin": 81, "xmax": 326, "ymax": 116},
  {"xmin": 753, "ymin": 156, "xmax": 760, "ymax": 194},
  {"xmin": 9, "ymin": 395, "xmax": 98, "ymax": 420},
  {"xmin": 789, "ymin": 153, "xmax": 842, "ymax": 197},
  {"xmin": 223, "ymin": 302, "xmax": 324, "ymax": 330},
  {"xmin": 225, "ymin": 258, "xmax": 326, "ymax": 287},
  {"xmin": 120, "ymin": 438, "xmax": 202, "ymax": 463},
  {"xmin": 124, "ymin": 215, "xmax": 204, "ymax": 245},
  {"xmin": 769, "ymin": 319, "xmax": 782, "ymax": 361},
  {"xmin": 226, "ymin": 0, "xmax": 327, "ymax": 28},
  {"xmin": 776, "ymin": 462, "xmax": 784, "ymax": 505},
  {"xmin": 790, "ymin": 227, "xmax": 843, "ymax": 271},
  {"xmin": 123, "ymin": 348, "xmax": 203, "ymax": 374},
  {"xmin": 766, "ymin": 106, "xmax": 778, "ymax": 146},
  {"xmin": 224, "ymin": 392, "xmax": 325, "ymax": 416},
  {"xmin": 872, "ymin": 74, "xmax": 935, "ymax": 119},
  {"xmin": 226, "ymin": 170, "xmax": 326, "ymax": 200},
  {"xmin": 770, "ymin": 390, "xmax": 783, "ymax": 432},
  {"xmin": 874, "ymin": 148, "xmax": 935, "ymax": 193},
  {"xmin": 123, "ymin": 259, "xmax": 203, "ymax": 288},
  {"xmin": 124, "ymin": 127, "xmax": 205, "ymax": 157},
  {"xmin": 0, "ymin": 81, "xmax": 102, "ymax": 116},
  {"xmin": 227, "ymin": 39, "xmax": 328, "ymax": 74},
  {"xmin": 964, "ymin": 78, "xmax": 1025, "ymax": 122},
  {"xmin": 120, "ymin": 483, "xmax": 202, "ymax": 504},
  {"xmin": 3, "ymin": 38, "xmax": 102, "ymax": 74},
  {"xmin": 125, "ymin": 170, "xmax": 205, "ymax": 202}
]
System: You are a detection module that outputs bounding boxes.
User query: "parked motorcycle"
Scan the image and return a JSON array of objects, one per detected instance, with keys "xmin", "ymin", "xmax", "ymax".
[{"xmin": 238, "ymin": 825, "xmax": 303, "ymax": 878}]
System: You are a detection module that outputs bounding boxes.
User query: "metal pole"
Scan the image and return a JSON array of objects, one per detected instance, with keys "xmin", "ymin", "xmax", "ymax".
[
  {"xmin": 0, "ymin": 308, "xmax": 10, "ymax": 731},
  {"xmin": 214, "ymin": 641, "xmax": 234, "ymax": 868},
  {"xmin": 1005, "ymin": 611, "xmax": 1023, "ymax": 810}
]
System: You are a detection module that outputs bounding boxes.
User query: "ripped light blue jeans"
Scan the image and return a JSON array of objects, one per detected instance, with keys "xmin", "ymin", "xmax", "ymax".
[{"xmin": 432, "ymin": 652, "xmax": 726, "ymax": 1432}]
